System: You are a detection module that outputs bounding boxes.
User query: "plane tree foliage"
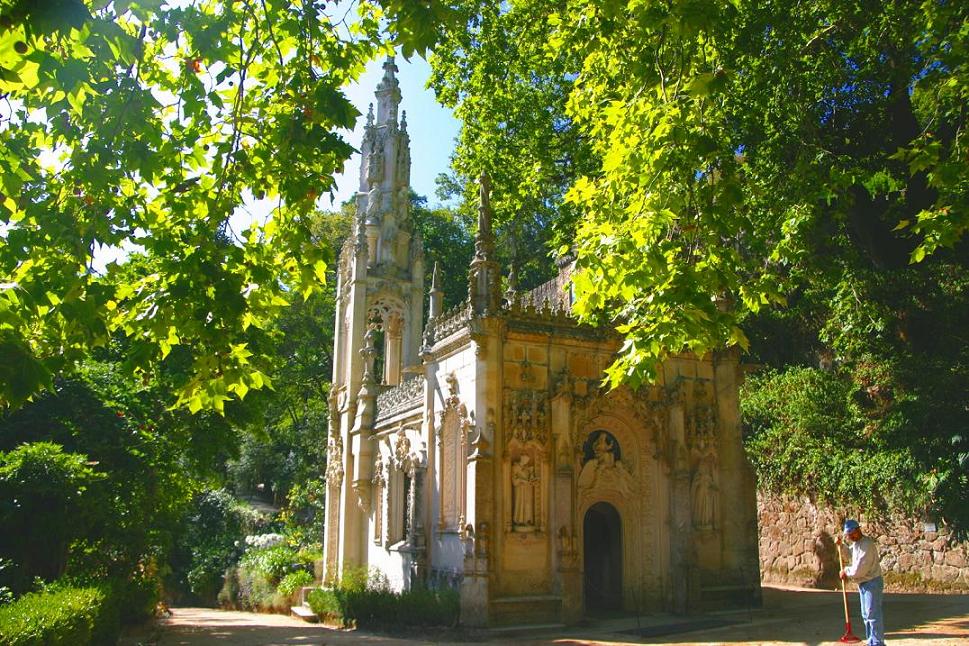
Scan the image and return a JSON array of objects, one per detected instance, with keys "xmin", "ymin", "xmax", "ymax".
[
  {"xmin": 431, "ymin": 0, "xmax": 968, "ymax": 384},
  {"xmin": 0, "ymin": 0, "xmax": 455, "ymax": 411},
  {"xmin": 430, "ymin": 0, "xmax": 969, "ymax": 525},
  {"xmin": 429, "ymin": 1, "xmax": 594, "ymax": 290}
]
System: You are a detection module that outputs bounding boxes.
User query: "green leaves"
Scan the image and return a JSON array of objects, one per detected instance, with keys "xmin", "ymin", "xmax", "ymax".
[
  {"xmin": 0, "ymin": 1, "xmax": 437, "ymax": 412},
  {"xmin": 433, "ymin": 0, "xmax": 969, "ymax": 389}
]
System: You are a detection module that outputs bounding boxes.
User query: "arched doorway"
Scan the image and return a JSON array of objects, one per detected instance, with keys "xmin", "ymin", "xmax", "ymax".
[{"xmin": 583, "ymin": 501, "xmax": 622, "ymax": 611}]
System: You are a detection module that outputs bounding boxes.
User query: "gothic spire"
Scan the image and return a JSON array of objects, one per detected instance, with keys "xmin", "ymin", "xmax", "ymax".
[
  {"xmin": 469, "ymin": 172, "xmax": 500, "ymax": 314},
  {"xmin": 375, "ymin": 56, "xmax": 401, "ymax": 126}
]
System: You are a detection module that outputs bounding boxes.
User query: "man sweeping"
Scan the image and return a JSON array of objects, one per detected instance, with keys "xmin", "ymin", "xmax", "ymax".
[{"xmin": 838, "ymin": 519, "xmax": 886, "ymax": 646}]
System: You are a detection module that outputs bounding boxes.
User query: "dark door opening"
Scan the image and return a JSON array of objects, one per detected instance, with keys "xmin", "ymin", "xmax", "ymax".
[{"xmin": 583, "ymin": 501, "xmax": 622, "ymax": 611}]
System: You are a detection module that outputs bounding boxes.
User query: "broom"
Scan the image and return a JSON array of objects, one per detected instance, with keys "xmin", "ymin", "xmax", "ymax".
[{"xmin": 835, "ymin": 536, "xmax": 862, "ymax": 643}]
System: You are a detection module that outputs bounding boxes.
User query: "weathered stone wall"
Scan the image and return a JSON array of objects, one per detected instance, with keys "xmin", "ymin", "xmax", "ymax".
[{"xmin": 758, "ymin": 493, "xmax": 969, "ymax": 593}]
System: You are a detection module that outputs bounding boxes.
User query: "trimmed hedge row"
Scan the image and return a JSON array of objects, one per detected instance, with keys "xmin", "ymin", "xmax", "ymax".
[
  {"xmin": 0, "ymin": 584, "xmax": 120, "ymax": 646},
  {"xmin": 307, "ymin": 585, "xmax": 459, "ymax": 629}
]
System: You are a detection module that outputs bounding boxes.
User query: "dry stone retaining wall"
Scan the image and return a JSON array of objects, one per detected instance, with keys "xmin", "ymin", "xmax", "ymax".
[{"xmin": 758, "ymin": 493, "xmax": 969, "ymax": 593}]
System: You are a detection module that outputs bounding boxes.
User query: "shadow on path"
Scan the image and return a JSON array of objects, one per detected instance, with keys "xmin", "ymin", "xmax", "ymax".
[{"xmin": 124, "ymin": 586, "xmax": 969, "ymax": 646}]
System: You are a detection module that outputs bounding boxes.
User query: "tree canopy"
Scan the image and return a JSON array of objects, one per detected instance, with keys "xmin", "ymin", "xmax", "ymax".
[
  {"xmin": 431, "ymin": 0, "xmax": 969, "ymax": 386},
  {"xmin": 0, "ymin": 0, "xmax": 454, "ymax": 410},
  {"xmin": 428, "ymin": 0, "xmax": 969, "ymax": 527}
]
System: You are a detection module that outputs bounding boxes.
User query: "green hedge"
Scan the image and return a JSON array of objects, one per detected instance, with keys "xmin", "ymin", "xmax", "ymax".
[
  {"xmin": 0, "ymin": 584, "xmax": 120, "ymax": 646},
  {"xmin": 307, "ymin": 584, "xmax": 459, "ymax": 629},
  {"xmin": 741, "ymin": 366, "xmax": 923, "ymax": 513}
]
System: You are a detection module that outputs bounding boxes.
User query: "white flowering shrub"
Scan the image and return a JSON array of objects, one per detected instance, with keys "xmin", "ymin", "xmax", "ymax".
[{"xmin": 244, "ymin": 533, "xmax": 284, "ymax": 550}]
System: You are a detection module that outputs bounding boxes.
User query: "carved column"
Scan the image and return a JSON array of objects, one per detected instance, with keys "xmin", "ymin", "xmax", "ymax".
[
  {"xmin": 550, "ymin": 379, "xmax": 581, "ymax": 622},
  {"xmin": 384, "ymin": 312, "xmax": 403, "ymax": 386},
  {"xmin": 668, "ymin": 383, "xmax": 699, "ymax": 614}
]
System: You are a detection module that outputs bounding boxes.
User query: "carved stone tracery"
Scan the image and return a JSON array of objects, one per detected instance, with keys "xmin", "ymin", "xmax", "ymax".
[
  {"xmin": 325, "ymin": 433, "xmax": 344, "ymax": 487},
  {"xmin": 437, "ymin": 374, "xmax": 473, "ymax": 532}
]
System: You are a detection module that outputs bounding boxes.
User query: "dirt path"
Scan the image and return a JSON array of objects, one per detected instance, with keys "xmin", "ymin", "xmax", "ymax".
[{"xmin": 126, "ymin": 585, "xmax": 969, "ymax": 646}]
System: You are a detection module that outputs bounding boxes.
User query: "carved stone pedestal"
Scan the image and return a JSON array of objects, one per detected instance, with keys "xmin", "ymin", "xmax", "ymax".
[
  {"xmin": 559, "ymin": 567, "xmax": 582, "ymax": 623},
  {"xmin": 460, "ymin": 572, "xmax": 490, "ymax": 627}
]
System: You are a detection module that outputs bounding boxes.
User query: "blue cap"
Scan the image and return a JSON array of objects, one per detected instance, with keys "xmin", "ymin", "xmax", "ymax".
[{"xmin": 843, "ymin": 519, "xmax": 860, "ymax": 534}]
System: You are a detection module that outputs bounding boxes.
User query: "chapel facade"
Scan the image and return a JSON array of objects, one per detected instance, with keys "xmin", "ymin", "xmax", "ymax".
[{"xmin": 323, "ymin": 58, "xmax": 761, "ymax": 626}]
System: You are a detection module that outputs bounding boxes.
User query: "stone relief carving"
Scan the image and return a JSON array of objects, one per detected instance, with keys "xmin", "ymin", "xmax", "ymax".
[
  {"xmin": 553, "ymin": 366, "xmax": 573, "ymax": 398},
  {"xmin": 469, "ymin": 407, "xmax": 494, "ymax": 459},
  {"xmin": 687, "ymin": 381, "xmax": 718, "ymax": 449},
  {"xmin": 366, "ymin": 297, "xmax": 405, "ymax": 330},
  {"xmin": 462, "ymin": 521, "xmax": 491, "ymax": 575},
  {"xmin": 372, "ymin": 458, "xmax": 387, "ymax": 544},
  {"xmin": 388, "ymin": 429, "xmax": 427, "ymax": 547},
  {"xmin": 393, "ymin": 429, "xmax": 412, "ymax": 471},
  {"xmin": 504, "ymin": 389, "xmax": 549, "ymax": 534},
  {"xmin": 557, "ymin": 525, "xmax": 578, "ymax": 567},
  {"xmin": 506, "ymin": 389, "xmax": 549, "ymax": 445},
  {"xmin": 376, "ymin": 375, "xmax": 424, "ymax": 422},
  {"xmin": 353, "ymin": 479, "xmax": 371, "ymax": 512},
  {"xmin": 325, "ymin": 433, "xmax": 344, "ymax": 487},
  {"xmin": 577, "ymin": 430, "xmax": 634, "ymax": 496},
  {"xmin": 433, "ymin": 301, "xmax": 470, "ymax": 339}
]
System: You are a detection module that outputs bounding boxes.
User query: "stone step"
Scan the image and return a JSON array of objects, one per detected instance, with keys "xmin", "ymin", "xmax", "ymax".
[
  {"xmin": 488, "ymin": 622, "xmax": 567, "ymax": 635},
  {"xmin": 490, "ymin": 594, "xmax": 562, "ymax": 626},
  {"xmin": 290, "ymin": 604, "xmax": 318, "ymax": 623}
]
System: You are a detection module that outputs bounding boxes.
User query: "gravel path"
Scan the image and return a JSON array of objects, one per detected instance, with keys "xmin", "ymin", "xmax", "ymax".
[{"xmin": 122, "ymin": 585, "xmax": 969, "ymax": 646}]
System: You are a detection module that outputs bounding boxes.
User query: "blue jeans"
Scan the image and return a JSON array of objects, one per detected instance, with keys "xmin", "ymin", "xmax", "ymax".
[{"xmin": 858, "ymin": 575, "xmax": 885, "ymax": 646}]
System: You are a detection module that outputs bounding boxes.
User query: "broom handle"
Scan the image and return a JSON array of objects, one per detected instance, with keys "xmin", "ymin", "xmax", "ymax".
[{"xmin": 836, "ymin": 538, "xmax": 851, "ymax": 624}]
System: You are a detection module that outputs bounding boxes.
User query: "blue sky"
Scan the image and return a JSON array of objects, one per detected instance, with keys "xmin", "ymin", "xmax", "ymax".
[{"xmin": 220, "ymin": 53, "xmax": 459, "ymax": 247}]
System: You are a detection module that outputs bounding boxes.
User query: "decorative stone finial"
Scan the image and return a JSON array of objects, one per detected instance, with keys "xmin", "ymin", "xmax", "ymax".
[
  {"xmin": 469, "ymin": 172, "xmax": 500, "ymax": 314},
  {"xmin": 400, "ymin": 110, "xmax": 408, "ymax": 133},
  {"xmin": 366, "ymin": 103, "xmax": 374, "ymax": 127},
  {"xmin": 361, "ymin": 327, "xmax": 377, "ymax": 382},
  {"xmin": 375, "ymin": 56, "xmax": 401, "ymax": 126},
  {"xmin": 428, "ymin": 261, "xmax": 444, "ymax": 320}
]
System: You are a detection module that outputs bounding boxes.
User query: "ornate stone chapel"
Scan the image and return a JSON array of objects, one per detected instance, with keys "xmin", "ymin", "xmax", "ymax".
[{"xmin": 323, "ymin": 58, "xmax": 761, "ymax": 626}]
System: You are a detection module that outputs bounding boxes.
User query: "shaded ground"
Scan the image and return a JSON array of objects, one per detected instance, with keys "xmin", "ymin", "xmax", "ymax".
[{"xmin": 122, "ymin": 585, "xmax": 969, "ymax": 646}]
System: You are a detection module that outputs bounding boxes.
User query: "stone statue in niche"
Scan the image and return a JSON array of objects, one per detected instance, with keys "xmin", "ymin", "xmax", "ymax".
[
  {"xmin": 577, "ymin": 430, "xmax": 633, "ymax": 495},
  {"xmin": 380, "ymin": 212, "xmax": 398, "ymax": 263},
  {"xmin": 691, "ymin": 434, "xmax": 719, "ymax": 531},
  {"xmin": 592, "ymin": 432, "xmax": 616, "ymax": 468},
  {"xmin": 512, "ymin": 454, "xmax": 538, "ymax": 531},
  {"xmin": 367, "ymin": 137, "xmax": 384, "ymax": 186},
  {"xmin": 582, "ymin": 430, "xmax": 621, "ymax": 467}
]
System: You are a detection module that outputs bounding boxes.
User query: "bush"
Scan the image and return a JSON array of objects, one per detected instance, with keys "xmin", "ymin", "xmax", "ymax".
[
  {"xmin": 277, "ymin": 570, "xmax": 314, "ymax": 598},
  {"xmin": 306, "ymin": 587, "xmax": 342, "ymax": 622},
  {"xmin": 219, "ymin": 564, "xmax": 290, "ymax": 612},
  {"xmin": 110, "ymin": 572, "xmax": 160, "ymax": 624},
  {"xmin": 0, "ymin": 584, "xmax": 120, "ymax": 646},
  {"xmin": 170, "ymin": 489, "xmax": 247, "ymax": 604},
  {"xmin": 306, "ymin": 568, "xmax": 459, "ymax": 629},
  {"xmin": 239, "ymin": 544, "xmax": 309, "ymax": 584},
  {"xmin": 0, "ymin": 443, "xmax": 104, "ymax": 592},
  {"xmin": 218, "ymin": 542, "xmax": 313, "ymax": 612}
]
